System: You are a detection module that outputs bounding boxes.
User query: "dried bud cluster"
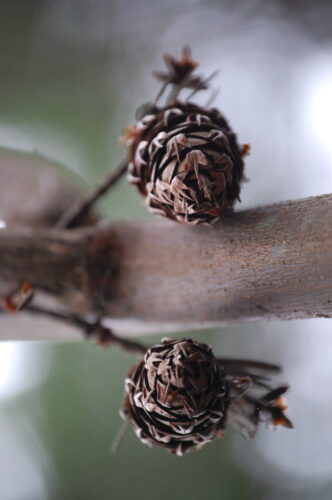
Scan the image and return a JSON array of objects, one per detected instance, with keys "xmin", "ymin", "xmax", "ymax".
[
  {"xmin": 124, "ymin": 47, "xmax": 247, "ymax": 225},
  {"xmin": 152, "ymin": 45, "xmax": 208, "ymax": 92},
  {"xmin": 122, "ymin": 338, "xmax": 292, "ymax": 455}
]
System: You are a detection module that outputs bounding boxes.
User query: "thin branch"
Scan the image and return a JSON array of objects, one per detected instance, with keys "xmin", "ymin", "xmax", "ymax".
[
  {"xmin": 55, "ymin": 160, "xmax": 128, "ymax": 229},
  {"xmin": 0, "ymin": 302, "xmax": 147, "ymax": 355}
]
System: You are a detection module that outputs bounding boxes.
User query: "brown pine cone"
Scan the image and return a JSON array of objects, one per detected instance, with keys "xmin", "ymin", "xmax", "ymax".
[
  {"xmin": 121, "ymin": 338, "xmax": 293, "ymax": 455},
  {"xmin": 122, "ymin": 338, "xmax": 228, "ymax": 455},
  {"xmin": 123, "ymin": 47, "xmax": 247, "ymax": 225},
  {"xmin": 126, "ymin": 102, "xmax": 245, "ymax": 225}
]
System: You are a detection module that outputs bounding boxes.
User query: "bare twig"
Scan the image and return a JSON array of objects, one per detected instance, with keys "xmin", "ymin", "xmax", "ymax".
[
  {"xmin": 55, "ymin": 160, "xmax": 128, "ymax": 229},
  {"xmin": 0, "ymin": 302, "xmax": 147, "ymax": 355}
]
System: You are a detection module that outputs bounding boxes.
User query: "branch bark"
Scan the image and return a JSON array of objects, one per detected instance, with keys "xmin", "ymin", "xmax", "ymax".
[{"xmin": 1, "ymin": 193, "xmax": 331, "ymax": 332}]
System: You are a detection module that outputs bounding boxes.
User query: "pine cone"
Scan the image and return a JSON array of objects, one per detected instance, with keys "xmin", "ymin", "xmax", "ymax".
[
  {"xmin": 121, "ymin": 338, "xmax": 293, "ymax": 455},
  {"xmin": 122, "ymin": 338, "xmax": 228, "ymax": 455},
  {"xmin": 126, "ymin": 102, "xmax": 245, "ymax": 225},
  {"xmin": 123, "ymin": 47, "xmax": 247, "ymax": 224}
]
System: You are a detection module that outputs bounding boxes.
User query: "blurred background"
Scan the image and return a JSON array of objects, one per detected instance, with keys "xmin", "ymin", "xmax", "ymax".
[{"xmin": 1, "ymin": 0, "xmax": 332, "ymax": 499}]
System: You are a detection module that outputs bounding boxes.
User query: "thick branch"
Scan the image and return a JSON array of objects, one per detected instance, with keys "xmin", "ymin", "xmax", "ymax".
[{"xmin": 0, "ymin": 194, "xmax": 331, "ymax": 330}]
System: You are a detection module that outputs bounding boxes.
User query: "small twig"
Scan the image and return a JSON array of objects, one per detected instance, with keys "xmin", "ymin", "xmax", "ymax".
[
  {"xmin": 166, "ymin": 83, "xmax": 181, "ymax": 104},
  {"xmin": 205, "ymin": 86, "xmax": 220, "ymax": 108},
  {"xmin": 26, "ymin": 304, "xmax": 92, "ymax": 331},
  {"xmin": 154, "ymin": 82, "xmax": 168, "ymax": 104},
  {"xmin": 55, "ymin": 160, "xmax": 128, "ymax": 229},
  {"xmin": 96, "ymin": 326, "xmax": 147, "ymax": 355},
  {"xmin": 110, "ymin": 420, "xmax": 130, "ymax": 455},
  {"xmin": 0, "ymin": 302, "xmax": 147, "ymax": 356}
]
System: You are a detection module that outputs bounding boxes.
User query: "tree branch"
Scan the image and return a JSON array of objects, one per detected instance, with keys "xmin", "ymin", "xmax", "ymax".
[
  {"xmin": 24, "ymin": 304, "xmax": 147, "ymax": 355},
  {"xmin": 1, "ymin": 193, "xmax": 331, "ymax": 335}
]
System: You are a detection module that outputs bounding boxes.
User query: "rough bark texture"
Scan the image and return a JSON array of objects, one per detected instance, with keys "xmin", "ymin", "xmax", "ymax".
[{"xmin": 1, "ymin": 194, "xmax": 331, "ymax": 328}]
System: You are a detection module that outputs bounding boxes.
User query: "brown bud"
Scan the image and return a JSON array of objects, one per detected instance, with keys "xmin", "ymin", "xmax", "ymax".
[{"xmin": 126, "ymin": 102, "xmax": 245, "ymax": 225}]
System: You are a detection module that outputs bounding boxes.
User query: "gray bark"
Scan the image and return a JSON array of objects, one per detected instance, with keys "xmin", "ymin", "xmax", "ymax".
[{"xmin": 1, "ymin": 194, "xmax": 331, "ymax": 335}]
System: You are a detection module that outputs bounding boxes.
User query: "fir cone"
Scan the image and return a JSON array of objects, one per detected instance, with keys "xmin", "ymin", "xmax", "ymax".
[
  {"xmin": 124, "ymin": 47, "xmax": 247, "ymax": 225},
  {"xmin": 122, "ymin": 338, "xmax": 293, "ymax": 455},
  {"xmin": 122, "ymin": 338, "xmax": 228, "ymax": 455}
]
